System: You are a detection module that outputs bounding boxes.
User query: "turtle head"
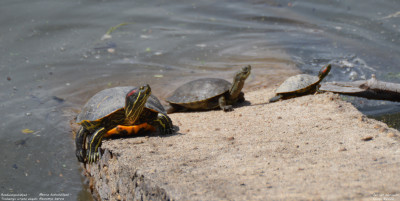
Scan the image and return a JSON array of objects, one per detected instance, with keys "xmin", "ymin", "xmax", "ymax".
[
  {"xmin": 318, "ymin": 64, "xmax": 331, "ymax": 80},
  {"xmin": 230, "ymin": 65, "xmax": 251, "ymax": 100},
  {"xmin": 125, "ymin": 84, "xmax": 151, "ymax": 124},
  {"xmin": 234, "ymin": 65, "xmax": 251, "ymax": 82}
]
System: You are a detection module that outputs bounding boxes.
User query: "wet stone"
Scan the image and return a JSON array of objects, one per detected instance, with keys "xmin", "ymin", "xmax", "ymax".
[{"xmin": 52, "ymin": 96, "xmax": 65, "ymax": 103}]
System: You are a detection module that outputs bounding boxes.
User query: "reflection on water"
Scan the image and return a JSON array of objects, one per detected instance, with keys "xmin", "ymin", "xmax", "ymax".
[{"xmin": 0, "ymin": 0, "xmax": 399, "ymax": 199}]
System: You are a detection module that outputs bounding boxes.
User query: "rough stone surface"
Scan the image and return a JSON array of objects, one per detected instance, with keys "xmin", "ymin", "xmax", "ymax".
[{"xmin": 84, "ymin": 88, "xmax": 400, "ymax": 201}]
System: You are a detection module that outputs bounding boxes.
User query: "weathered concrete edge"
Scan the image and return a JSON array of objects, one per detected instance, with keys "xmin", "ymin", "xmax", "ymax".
[{"xmin": 85, "ymin": 149, "xmax": 171, "ymax": 201}]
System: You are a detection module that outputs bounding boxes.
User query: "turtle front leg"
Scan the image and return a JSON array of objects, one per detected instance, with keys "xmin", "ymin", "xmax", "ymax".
[
  {"xmin": 87, "ymin": 127, "xmax": 108, "ymax": 164},
  {"xmin": 164, "ymin": 104, "xmax": 177, "ymax": 114},
  {"xmin": 237, "ymin": 92, "xmax": 245, "ymax": 103},
  {"xmin": 218, "ymin": 96, "xmax": 233, "ymax": 111},
  {"xmin": 315, "ymin": 84, "xmax": 323, "ymax": 94},
  {"xmin": 152, "ymin": 113, "xmax": 174, "ymax": 135},
  {"xmin": 75, "ymin": 126, "xmax": 89, "ymax": 163},
  {"xmin": 104, "ymin": 123, "xmax": 156, "ymax": 137}
]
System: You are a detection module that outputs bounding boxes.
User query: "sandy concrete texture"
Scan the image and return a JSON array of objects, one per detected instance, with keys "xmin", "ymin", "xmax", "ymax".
[{"xmin": 84, "ymin": 88, "xmax": 400, "ymax": 201}]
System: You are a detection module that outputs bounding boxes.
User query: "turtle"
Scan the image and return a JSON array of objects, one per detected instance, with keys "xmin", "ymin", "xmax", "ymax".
[
  {"xmin": 165, "ymin": 65, "xmax": 251, "ymax": 113},
  {"xmin": 75, "ymin": 84, "xmax": 173, "ymax": 163},
  {"xmin": 269, "ymin": 64, "xmax": 331, "ymax": 102}
]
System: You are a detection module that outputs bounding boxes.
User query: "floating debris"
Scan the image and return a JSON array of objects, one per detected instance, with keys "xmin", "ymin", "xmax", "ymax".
[
  {"xmin": 102, "ymin": 23, "xmax": 133, "ymax": 41},
  {"xmin": 140, "ymin": 35, "xmax": 151, "ymax": 39},
  {"xmin": 21, "ymin": 129, "xmax": 34, "ymax": 134},
  {"xmin": 14, "ymin": 139, "xmax": 27, "ymax": 146},
  {"xmin": 52, "ymin": 96, "xmax": 65, "ymax": 103},
  {"xmin": 380, "ymin": 11, "xmax": 400, "ymax": 20},
  {"xmin": 94, "ymin": 42, "xmax": 117, "ymax": 50},
  {"xmin": 154, "ymin": 51, "xmax": 163, "ymax": 56},
  {"xmin": 107, "ymin": 48, "xmax": 115, "ymax": 53},
  {"xmin": 101, "ymin": 34, "xmax": 112, "ymax": 40}
]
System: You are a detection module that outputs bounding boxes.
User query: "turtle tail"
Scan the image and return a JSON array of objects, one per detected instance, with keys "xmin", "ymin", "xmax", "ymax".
[{"xmin": 269, "ymin": 94, "xmax": 283, "ymax": 103}]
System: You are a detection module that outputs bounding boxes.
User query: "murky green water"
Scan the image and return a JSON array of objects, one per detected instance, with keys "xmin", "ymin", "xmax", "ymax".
[{"xmin": 1, "ymin": 0, "xmax": 399, "ymax": 200}]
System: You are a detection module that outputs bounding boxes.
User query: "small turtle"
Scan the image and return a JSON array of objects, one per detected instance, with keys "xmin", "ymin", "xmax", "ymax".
[
  {"xmin": 75, "ymin": 85, "xmax": 173, "ymax": 163},
  {"xmin": 166, "ymin": 65, "xmax": 251, "ymax": 113},
  {"xmin": 269, "ymin": 64, "xmax": 331, "ymax": 102}
]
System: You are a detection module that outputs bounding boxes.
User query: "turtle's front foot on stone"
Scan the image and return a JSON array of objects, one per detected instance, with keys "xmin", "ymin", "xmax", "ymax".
[
  {"xmin": 156, "ymin": 113, "xmax": 174, "ymax": 135},
  {"xmin": 87, "ymin": 150, "xmax": 100, "ymax": 164},
  {"xmin": 86, "ymin": 127, "xmax": 106, "ymax": 164},
  {"xmin": 219, "ymin": 96, "xmax": 234, "ymax": 112},
  {"xmin": 222, "ymin": 105, "xmax": 233, "ymax": 112},
  {"xmin": 165, "ymin": 126, "xmax": 174, "ymax": 135}
]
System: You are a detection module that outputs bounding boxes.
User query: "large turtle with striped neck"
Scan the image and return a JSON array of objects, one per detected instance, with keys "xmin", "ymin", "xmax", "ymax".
[
  {"xmin": 165, "ymin": 65, "xmax": 251, "ymax": 113},
  {"xmin": 75, "ymin": 84, "xmax": 173, "ymax": 164},
  {"xmin": 269, "ymin": 64, "xmax": 331, "ymax": 102}
]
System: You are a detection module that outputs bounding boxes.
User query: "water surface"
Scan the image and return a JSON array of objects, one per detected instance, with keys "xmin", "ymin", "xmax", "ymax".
[{"xmin": 0, "ymin": 0, "xmax": 399, "ymax": 200}]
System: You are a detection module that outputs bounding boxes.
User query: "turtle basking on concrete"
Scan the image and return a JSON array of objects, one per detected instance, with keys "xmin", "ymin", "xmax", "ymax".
[
  {"xmin": 75, "ymin": 85, "xmax": 173, "ymax": 163},
  {"xmin": 165, "ymin": 65, "xmax": 251, "ymax": 113},
  {"xmin": 269, "ymin": 64, "xmax": 331, "ymax": 102}
]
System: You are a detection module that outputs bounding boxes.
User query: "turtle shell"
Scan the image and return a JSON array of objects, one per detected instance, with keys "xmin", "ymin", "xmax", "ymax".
[
  {"xmin": 275, "ymin": 74, "xmax": 320, "ymax": 94},
  {"xmin": 166, "ymin": 78, "xmax": 231, "ymax": 104},
  {"xmin": 77, "ymin": 86, "xmax": 165, "ymax": 123}
]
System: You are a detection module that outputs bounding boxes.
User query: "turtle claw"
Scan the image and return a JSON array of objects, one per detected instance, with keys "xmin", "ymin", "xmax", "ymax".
[
  {"xmin": 87, "ymin": 147, "xmax": 100, "ymax": 164},
  {"xmin": 87, "ymin": 151, "xmax": 99, "ymax": 164},
  {"xmin": 165, "ymin": 127, "xmax": 174, "ymax": 135},
  {"xmin": 159, "ymin": 126, "xmax": 172, "ymax": 135},
  {"xmin": 222, "ymin": 105, "xmax": 233, "ymax": 112}
]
